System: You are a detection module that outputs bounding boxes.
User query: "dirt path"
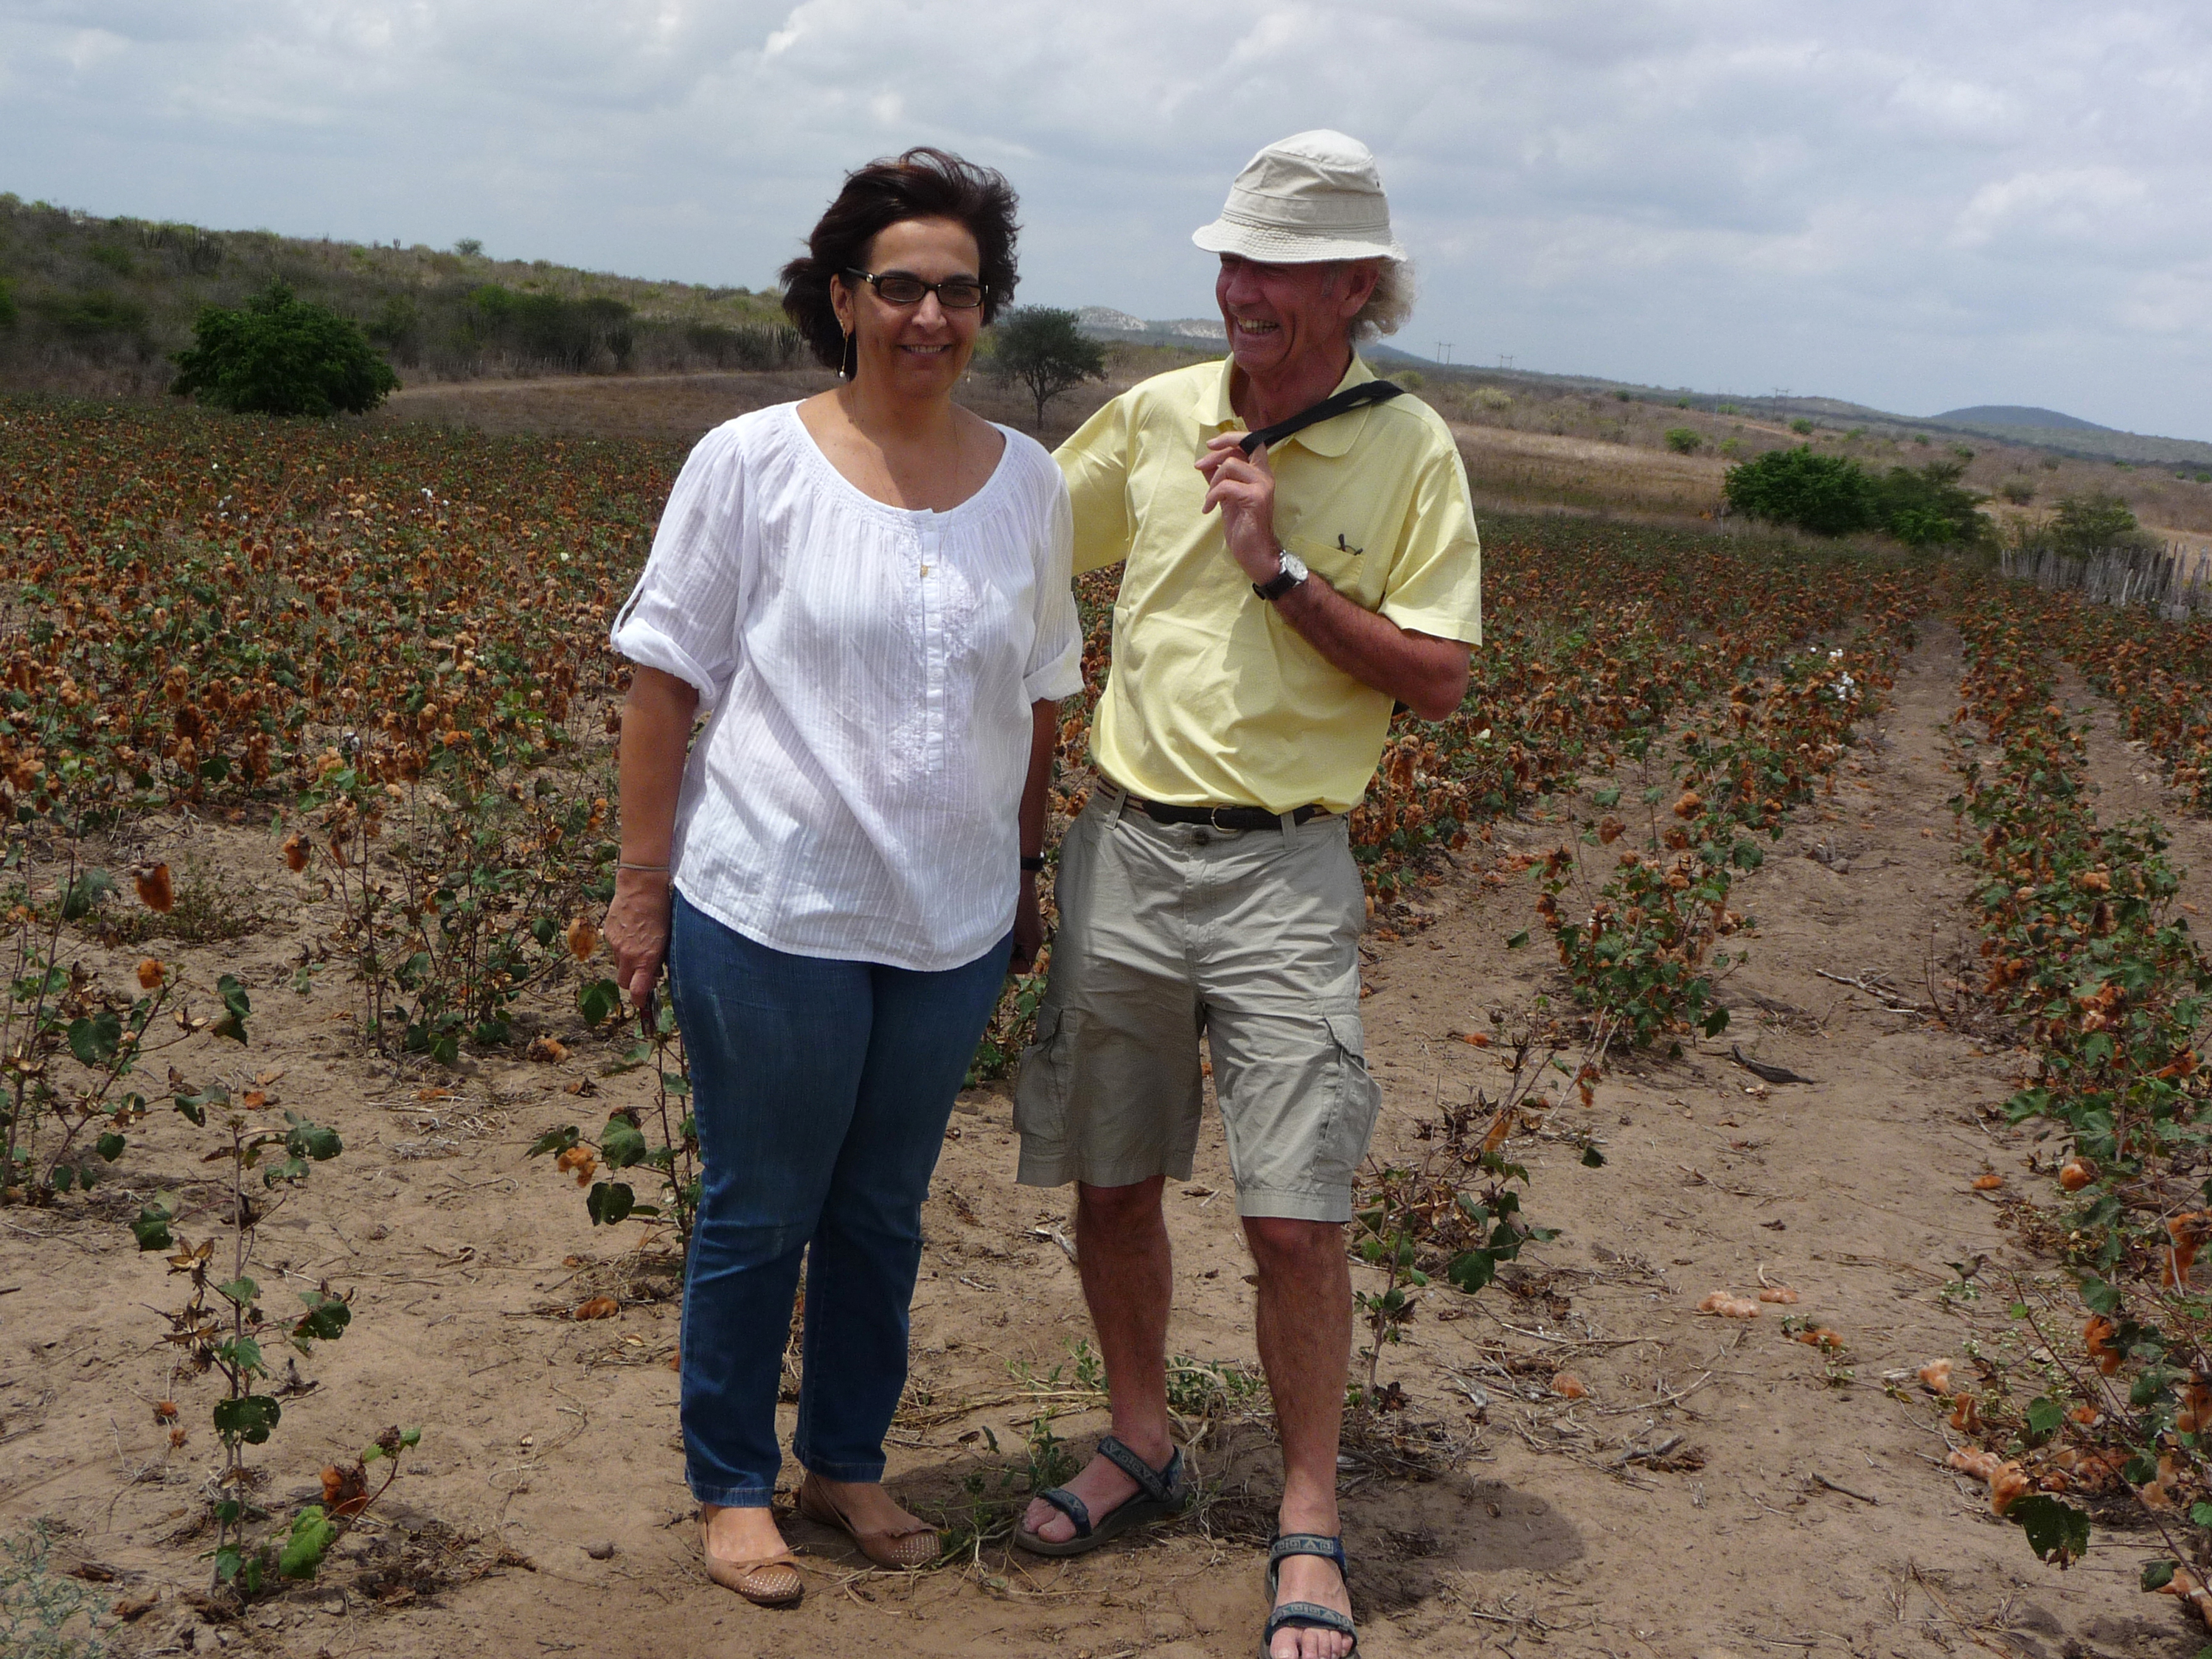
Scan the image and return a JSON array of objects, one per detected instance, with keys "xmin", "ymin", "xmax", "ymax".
[{"xmin": 1, "ymin": 631, "xmax": 2195, "ymax": 1658}]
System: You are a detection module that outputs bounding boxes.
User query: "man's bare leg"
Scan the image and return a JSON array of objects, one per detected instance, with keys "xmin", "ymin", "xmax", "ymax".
[
  {"xmin": 1248, "ymin": 1215, "xmax": 1355, "ymax": 1659},
  {"xmin": 1019, "ymin": 1175, "xmax": 1175, "ymax": 1541}
]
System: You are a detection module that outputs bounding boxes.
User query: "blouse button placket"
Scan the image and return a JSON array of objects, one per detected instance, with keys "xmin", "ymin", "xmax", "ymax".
[{"xmin": 919, "ymin": 519, "xmax": 946, "ymax": 790}]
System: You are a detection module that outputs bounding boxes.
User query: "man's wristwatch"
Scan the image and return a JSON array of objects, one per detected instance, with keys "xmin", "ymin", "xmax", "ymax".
[{"xmin": 1253, "ymin": 548, "xmax": 1308, "ymax": 602}]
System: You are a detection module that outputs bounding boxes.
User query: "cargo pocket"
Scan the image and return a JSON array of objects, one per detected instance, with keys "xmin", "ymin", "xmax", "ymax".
[
  {"xmin": 1312, "ymin": 1013, "xmax": 1382, "ymax": 1191},
  {"xmin": 1012, "ymin": 1006, "xmax": 1078, "ymax": 1155}
]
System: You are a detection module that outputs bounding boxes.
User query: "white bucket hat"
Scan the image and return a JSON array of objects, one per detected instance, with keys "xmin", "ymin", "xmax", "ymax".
[{"xmin": 1192, "ymin": 129, "xmax": 1406, "ymax": 264}]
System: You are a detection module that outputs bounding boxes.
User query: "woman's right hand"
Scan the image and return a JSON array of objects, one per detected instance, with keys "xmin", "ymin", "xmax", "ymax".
[{"xmin": 605, "ymin": 869, "xmax": 675, "ymax": 1005}]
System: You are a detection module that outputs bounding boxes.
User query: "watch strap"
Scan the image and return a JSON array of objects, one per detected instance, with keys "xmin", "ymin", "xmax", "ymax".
[{"xmin": 1253, "ymin": 552, "xmax": 1304, "ymax": 602}]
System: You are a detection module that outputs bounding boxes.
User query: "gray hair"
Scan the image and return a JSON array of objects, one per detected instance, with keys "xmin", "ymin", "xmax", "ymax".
[{"xmin": 1350, "ymin": 258, "xmax": 1413, "ymax": 341}]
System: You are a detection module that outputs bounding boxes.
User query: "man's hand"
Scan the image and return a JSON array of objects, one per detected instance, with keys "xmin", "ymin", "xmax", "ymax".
[
  {"xmin": 1196, "ymin": 434, "xmax": 1285, "ymax": 585},
  {"xmin": 606, "ymin": 869, "xmax": 674, "ymax": 1005},
  {"xmin": 1012, "ymin": 872, "xmax": 1045, "ymax": 973}
]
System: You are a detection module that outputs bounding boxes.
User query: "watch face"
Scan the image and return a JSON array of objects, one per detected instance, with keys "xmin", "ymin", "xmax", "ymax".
[{"xmin": 1279, "ymin": 550, "xmax": 1309, "ymax": 582}]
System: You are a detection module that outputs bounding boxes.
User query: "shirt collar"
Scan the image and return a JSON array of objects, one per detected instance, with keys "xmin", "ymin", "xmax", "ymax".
[{"xmin": 1198, "ymin": 352, "xmax": 1380, "ymax": 458}]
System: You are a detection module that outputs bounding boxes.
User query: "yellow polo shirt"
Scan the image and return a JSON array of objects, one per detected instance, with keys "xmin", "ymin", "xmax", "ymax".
[{"xmin": 1056, "ymin": 355, "xmax": 1481, "ymax": 814}]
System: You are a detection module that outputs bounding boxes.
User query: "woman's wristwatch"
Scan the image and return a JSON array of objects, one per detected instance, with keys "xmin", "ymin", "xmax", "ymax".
[
  {"xmin": 1253, "ymin": 548, "xmax": 1308, "ymax": 602},
  {"xmin": 1020, "ymin": 855, "xmax": 1046, "ymax": 874}
]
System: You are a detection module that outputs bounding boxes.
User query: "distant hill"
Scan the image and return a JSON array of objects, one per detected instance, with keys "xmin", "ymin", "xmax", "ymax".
[
  {"xmin": 0, "ymin": 195, "xmax": 799, "ymax": 397},
  {"xmin": 1935, "ymin": 405, "xmax": 2114, "ymax": 433}
]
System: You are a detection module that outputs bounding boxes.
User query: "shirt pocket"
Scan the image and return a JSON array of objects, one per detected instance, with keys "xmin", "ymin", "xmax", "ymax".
[{"xmin": 1286, "ymin": 530, "xmax": 1388, "ymax": 612}]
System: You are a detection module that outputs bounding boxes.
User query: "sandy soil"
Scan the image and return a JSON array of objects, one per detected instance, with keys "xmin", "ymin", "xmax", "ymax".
[{"xmin": 4, "ymin": 632, "xmax": 2205, "ymax": 1659}]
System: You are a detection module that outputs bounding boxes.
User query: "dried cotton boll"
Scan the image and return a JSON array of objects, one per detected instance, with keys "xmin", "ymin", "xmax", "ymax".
[
  {"xmin": 1948, "ymin": 1394, "xmax": 1983, "ymax": 1433},
  {"xmin": 1551, "ymin": 1372, "xmax": 1587, "ymax": 1400},
  {"xmin": 1919, "ymin": 1359, "xmax": 1956, "ymax": 1394},
  {"xmin": 282, "ymin": 831, "xmax": 310, "ymax": 873},
  {"xmin": 136, "ymin": 958, "xmax": 164, "ymax": 990},
  {"xmin": 1988, "ymin": 1464, "xmax": 2033, "ymax": 1516},
  {"xmin": 573, "ymin": 1297, "xmax": 619, "ymax": 1321},
  {"xmin": 2058, "ymin": 1160, "xmax": 2093, "ymax": 1192},
  {"xmin": 133, "ymin": 862, "xmax": 173, "ymax": 914},
  {"xmin": 2157, "ymin": 1568, "xmax": 2212, "ymax": 1630},
  {"xmin": 1947, "ymin": 1447, "xmax": 2004, "ymax": 1482},
  {"xmin": 565, "ymin": 916, "xmax": 599, "ymax": 961},
  {"xmin": 2084, "ymin": 1316, "xmax": 2124, "ymax": 1375},
  {"xmin": 1697, "ymin": 1292, "xmax": 1760, "ymax": 1319},
  {"xmin": 1757, "ymin": 1287, "xmax": 1799, "ymax": 1304},
  {"xmin": 555, "ymin": 1145, "xmax": 597, "ymax": 1187},
  {"xmin": 1972, "ymin": 1173, "xmax": 2004, "ymax": 1192}
]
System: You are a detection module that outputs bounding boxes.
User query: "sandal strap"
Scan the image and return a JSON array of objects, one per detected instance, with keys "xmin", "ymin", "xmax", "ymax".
[
  {"xmin": 1034, "ymin": 1486, "xmax": 1093, "ymax": 1539},
  {"xmin": 1096, "ymin": 1435, "xmax": 1183, "ymax": 1506},
  {"xmin": 1266, "ymin": 1601, "xmax": 1357, "ymax": 1640},
  {"xmin": 1266, "ymin": 1532, "xmax": 1349, "ymax": 1598}
]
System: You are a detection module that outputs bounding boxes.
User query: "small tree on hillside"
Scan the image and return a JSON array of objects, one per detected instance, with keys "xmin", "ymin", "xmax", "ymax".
[
  {"xmin": 170, "ymin": 282, "xmax": 399, "ymax": 416},
  {"xmin": 990, "ymin": 306, "xmax": 1106, "ymax": 430}
]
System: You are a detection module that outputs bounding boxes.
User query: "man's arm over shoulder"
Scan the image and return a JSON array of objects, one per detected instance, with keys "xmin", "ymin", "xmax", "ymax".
[{"xmin": 1053, "ymin": 392, "xmax": 1135, "ymax": 576}]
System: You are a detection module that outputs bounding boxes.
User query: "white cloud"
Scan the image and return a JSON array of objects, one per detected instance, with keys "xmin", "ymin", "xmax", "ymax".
[{"xmin": 0, "ymin": 0, "xmax": 2208, "ymax": 434}]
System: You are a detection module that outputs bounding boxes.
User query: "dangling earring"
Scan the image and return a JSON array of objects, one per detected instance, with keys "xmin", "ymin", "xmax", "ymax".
[{"xmin": 839, "ymin": 327, "xmax": 855, "ymax": 383}]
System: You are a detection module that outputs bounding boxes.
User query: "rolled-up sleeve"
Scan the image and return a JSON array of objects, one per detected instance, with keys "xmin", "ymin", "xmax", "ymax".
[
  {"xmin": 1023, "ymin": 478, "xmax": 1085, "ymax": 703},
  {"xmin": 609, "ymin": 423, "xmax": 748, "ymax": 707}
]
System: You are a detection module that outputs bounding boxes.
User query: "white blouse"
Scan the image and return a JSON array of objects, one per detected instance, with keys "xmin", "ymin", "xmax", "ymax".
[{"xmin": 611, "ymin": 403, "xmax": 1083, "ymax": 973}]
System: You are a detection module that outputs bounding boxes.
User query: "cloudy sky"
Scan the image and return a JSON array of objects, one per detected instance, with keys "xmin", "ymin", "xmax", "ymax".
[{"xmin": 5, "ymin": 1, "xmax": 2208, "ymax": 438}]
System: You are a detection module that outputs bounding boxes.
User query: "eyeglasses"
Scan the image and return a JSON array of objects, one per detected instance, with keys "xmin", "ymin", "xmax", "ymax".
[{"xmin": 843, "ymin": 268, "xmax": 987, "ymax": 309}]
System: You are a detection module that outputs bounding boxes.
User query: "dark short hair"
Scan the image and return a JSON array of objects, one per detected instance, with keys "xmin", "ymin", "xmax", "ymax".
[{"xmin": 781, "ymin": 147, "xmax": 1020, "ymax": 369}]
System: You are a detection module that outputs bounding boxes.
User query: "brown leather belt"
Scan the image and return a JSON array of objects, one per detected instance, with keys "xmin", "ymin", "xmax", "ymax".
[{"xmin": 1105, "ymin": 781, "xmax": 1327, "ymax": 833}]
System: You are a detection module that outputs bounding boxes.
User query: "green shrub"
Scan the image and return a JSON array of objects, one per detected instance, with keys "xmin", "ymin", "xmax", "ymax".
[
  {"xmin": 170, "ymin": 281, "xmax": 398, "ymax": 416},
  {"xmin": 40, "ymin": 289, "xmax": 149, "ymax": 338},
  {"xmin": 1723, "ymin": 445, "xmax": 1877, "ymax": 535},
  {"xmin": 1663, "ymin": 427, "xmax": 1702, "ymax": 454},
  {"xmin": 1614, "ymin": 389, "xmax": 1632, "ymax": 402},
  {"xmin": 0, "ymin": 279, "xmax": 14, "ymax": 329},
  {"xmin": 2196, "ymin": 471, "xmax": 2211, "ymax": 484},
  {"xmin": 1999, "ymin": 479, "xmax": 2034, "ymax": 505},
  {"xmin": 87, "ymin": 242, "xmax": 134, "ymax": 275},
  {"xmin": 467, "ymin": 285, "xmax": 633, "ymax": 372},
  {"xmin": 1952, "ymin": 445, "xmax": 1975, "ymax": 462},
  {"xmin": 1872, "ymin": 460, "xmax": 1989, "ymax": 547},
  {"xmin": 2033, "ymin": 492, "xmax": 2158, "ymax": 557},
  {"xmin": 1719, "ymin": 437, "xmax": 1741, "ymax": 457},
  {"xmin": 453, "ymin": 237, "xmax": 483, "ymax": 257},
  {"xmin": 1790, "ymin": 418, "xmax": 1814, "ymax": 435}
]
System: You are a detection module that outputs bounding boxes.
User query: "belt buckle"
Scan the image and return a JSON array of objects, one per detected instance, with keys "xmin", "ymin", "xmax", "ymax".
[{"xmin": 1208, "ymin": 805, "xmax": 1239, "ymax": 833}]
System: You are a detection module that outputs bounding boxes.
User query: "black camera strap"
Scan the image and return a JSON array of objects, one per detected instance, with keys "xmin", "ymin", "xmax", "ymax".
[{"xmin": 1237, "ymin": 378, "xmax": 1406, "ymax": 456}]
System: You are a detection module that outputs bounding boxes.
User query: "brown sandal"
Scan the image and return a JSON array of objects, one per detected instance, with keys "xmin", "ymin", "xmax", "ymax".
[
  {"xmin": 698, "ymin": 1519, "xmax": 804, "ymax": 1607},
  {"xmin": 797, "ymin": 1473, "xmax": 942, "ymax": 1569}
]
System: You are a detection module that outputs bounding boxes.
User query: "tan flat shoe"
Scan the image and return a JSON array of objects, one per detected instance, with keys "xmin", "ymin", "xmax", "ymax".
[
  {"xmin": 698, "ymin": 1520, "xmax": 804, "ymax": 1607},
  {"xmin": 797, "ymin": 1473, "xmax": 941, "ymax": 1570}
]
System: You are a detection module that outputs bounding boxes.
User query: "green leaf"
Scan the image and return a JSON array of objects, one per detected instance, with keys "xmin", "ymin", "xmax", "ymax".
[
  {"xmin": 95, "ymin": 1131, "xmax": 125, "ymax": 1161},
  {"xmin": 2025, "ymin": 1397, "xmax": 2065, "ymax": 1439},
  {"xmin": 67, "ymin": 1010, "xmax": 122, "ymax": 1066},
  {"xmin": 1446, "ymin": 1248, "xmax": 1498, "ymax": 1293},
  {"xmin": 277, "ymin": 1506, "xmax": 339, "ymax": 1579},
  {"xmin": 2191, "ymin": 1500, "xmax": 2212, "ymax": 1529},
  {"xmin": 2080, "ymin": 1277, "xmax": 2121, "ymax": 1315},
  {"xmin": 1580, "ymin": 1145, "xmax": 1607, "ymax": 1168},
  {"xmin": 210, "ymin": 972, "xmax": 251, "ymax": 1042},
  {"xmin": 578, "ymin": 977, "xmax": 621, "ymax": 1029},
  {"xmin": 284, "ymin": 1113, "xmax": 341, "ymax": 1161},
  {"xmin": 2007, "ymin": 1494, "xmax": 2090, "ymax": 1565},
  {"xmin": 293, "ymin": 1290, "xmax": 351, "ymax": 1344},
  {"xmin": 526, "ymin": 1125, "xmax": 580, "ymax": 1158},
  {"xmin": 60, "ymin": 867, "xmax": 116, "ymax": 920},
  {"xmin": 175, "ymin": 1082, "xmax": 227, "ymax": 1126},
  {"xmin": 212, "ymin": 1392, "xmax": 282, "ymax": 1446},
  {"xmin": 131, "ymin": 1200, "xmax": 174, "ymax": 1251},
  {"xmin": 2144, "ymin": 1560, "xmax": 2177, "ymax": 1592},
  {"xmin": 586, "ymin": 1180, "xmax": 636, "ymax": 1225},
  {"xmin": 1506, "ymin": 931, "xmax": 1531, "ymax": 950},
  {"xmin": 215, "ymin": 1335, "xmax": 265, "ymax": 1375},
  {"xmin": 600, "ymin": 1114, "xmax": 647, "ymax": 1169},
  {"xmin": 1593, "ymin": 787, "xmax": 1621, "ymax": 808},
  {"xmin": 1702, "ymin": 1006, "xmax": 1731, "ymax": 1037},
  {"xmin": 215, "ymin": 1276, "xmax": 261, "ymax": 1306}
]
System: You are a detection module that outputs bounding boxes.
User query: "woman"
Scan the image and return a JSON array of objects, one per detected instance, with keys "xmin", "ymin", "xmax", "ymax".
[{"xmin": 604, "ymin": 147, "xmax": 1079, "ymax": 1608}]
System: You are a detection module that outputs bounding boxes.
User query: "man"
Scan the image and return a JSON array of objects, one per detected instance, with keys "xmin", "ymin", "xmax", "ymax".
[{"xmin": 1010, "ymin": 131, "xmax": 1481, "ymax": 1659}]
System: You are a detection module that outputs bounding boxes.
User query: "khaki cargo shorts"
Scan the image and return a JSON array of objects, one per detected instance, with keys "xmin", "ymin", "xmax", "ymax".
[{"xmin": 1012, "ymin": 784, "xmax": 1382, "ymax": 1222}]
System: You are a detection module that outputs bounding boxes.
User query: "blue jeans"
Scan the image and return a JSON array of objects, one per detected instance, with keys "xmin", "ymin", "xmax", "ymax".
[{"xmin": 667, "ymin": 890, "xmax": 1012, "ymax": 1507}]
